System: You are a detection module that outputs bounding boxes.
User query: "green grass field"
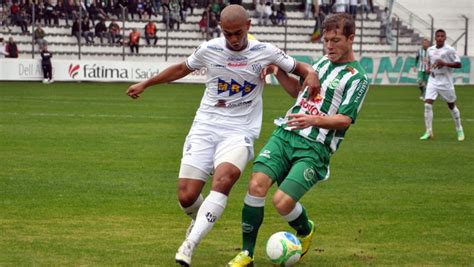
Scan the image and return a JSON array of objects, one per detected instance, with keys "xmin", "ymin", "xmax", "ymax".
[{"xmin": 1, "ymin": 82, "xmax": 473, "ymax": 266}]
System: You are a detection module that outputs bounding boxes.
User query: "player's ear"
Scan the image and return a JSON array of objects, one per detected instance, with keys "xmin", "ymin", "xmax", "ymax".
[
  {"xmin": 348, "ymin": 34, "xmax": 355, "ymax": 44},
  {"xmin": 246, "ymin": 19, "xmax": 251, "ymax": 30}
]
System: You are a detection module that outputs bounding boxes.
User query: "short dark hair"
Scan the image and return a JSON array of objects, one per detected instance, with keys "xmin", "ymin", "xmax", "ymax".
[
  {"xmin": 322, "ymin": 13, "xmax": 355, "ymax": 38},
  {"xmin": 435, "ymin": 29, "xmax": 446, "ymax": 35}
]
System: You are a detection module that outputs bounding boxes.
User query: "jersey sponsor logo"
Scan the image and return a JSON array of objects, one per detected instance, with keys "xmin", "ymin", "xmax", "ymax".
[
  {"xmin": 259, "ymin": 150, "xmax": 271, "ymax": 159},
  {"xmin": 249, "ymin": 44, "xmax": 266, "ymax": 51},
  {"xmin": 276, "ymin": 49, "xmax": 289, "ymax": 59},
  {"xmin": 251, "ymin": 63, "xmax": 262, "ymax": 74},
  {"xmin": 354, "ymin": 79, "xmax": 369, "ymax": 103},
  {"xmin": 214, "ymin": 99, "xmax": 253, "ymax": 108},
  {"xmin": 299, "ymin": 97, "xmax": 326, "ymax": 116},
  {"xmin": 217, "ymin": 78, "xmax": 257, "ymax": 97},
  {"xmin": 228, "ymin": 62, "xmax": 247, "ymax": 68},
  {"xmin": 212, "ymin": 64, "xmax": 225, "ymax": 68},
  {"xmin": 207, "ymin": 45, "xmax": 224, "ymax": 52},
  {"xmin": 205, "ymin": 212, "xmax": 217, "ymax": 223},
  {"xmin": 228, "ymin": 56, "xmax": 247, "ymax": 61},
  {"xmin": 303, "ymin": 167, "xmax": 316, "ymax": 182}
]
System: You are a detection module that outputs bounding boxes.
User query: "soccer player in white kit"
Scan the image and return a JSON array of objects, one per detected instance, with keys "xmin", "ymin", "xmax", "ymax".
[
  {"xmin": 420, "ymin": 29, "xmax": 464, "ymax": 141},
  {"xmin": 126, "ymin": 5, "xmax": 319, "ymax": 267}
]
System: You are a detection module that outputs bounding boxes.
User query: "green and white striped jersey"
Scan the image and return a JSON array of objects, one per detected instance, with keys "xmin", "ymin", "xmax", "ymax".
[
  {"xmin": 415, "ymin": 48, "xmax": 429, "ymax": 72},
  {"xmin": 275, "ymin": 56, "xmax": 369, "ymax": 153}
]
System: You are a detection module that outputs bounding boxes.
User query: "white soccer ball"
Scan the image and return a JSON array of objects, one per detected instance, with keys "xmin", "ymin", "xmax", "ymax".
[
  {"xmin": 266, "ymin": 231, "xmax": 302, "ymax": 266},
  {"xmin": 42, "ymin": 79, "xmax": 48, "ymax": 83}
]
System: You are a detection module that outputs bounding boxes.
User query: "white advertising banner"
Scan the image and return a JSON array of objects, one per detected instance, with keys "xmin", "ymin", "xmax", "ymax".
[
  {"xmin": 0, "ymin": 56, "xmax": 472, "ymax": 85},
  {"xmin": 0, "ymin": 58, "xmax": 208, "ymax": 83}
]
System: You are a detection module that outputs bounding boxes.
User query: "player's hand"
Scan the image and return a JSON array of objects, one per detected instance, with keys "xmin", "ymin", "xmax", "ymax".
[
  {"xmin": 126, "ymin": 83, "xmax": 146, "ymax": 99},
  {"xmin": 434, "ymin": 59, "xmax": 446, "ymax": 67},
  {"xmin": 302, "ymin": 71, "xmax": 320, "ymax": 100},
  {"xmin": 286, "ymin": 113, "xmax": 318, "ymax": 130},
  {"xmin": 260, "ymin": 64, "xmax": 279, "ymax": 82}
]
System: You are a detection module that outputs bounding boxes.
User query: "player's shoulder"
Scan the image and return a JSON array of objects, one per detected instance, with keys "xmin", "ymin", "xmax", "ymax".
[
  {"xmin": 442, "ymin": 44, "xmax": 456, "ymax": 53},
  {"xmin": 248, "ymin": 39, "xmax": 276, "ymax": 52},
  {"xmin": 198, "ymin": 37, "xmax": 226, "ymax": 52},
  {"xmin": 347, "ymin": 61, "xmax": 368, "ymax": 81}
]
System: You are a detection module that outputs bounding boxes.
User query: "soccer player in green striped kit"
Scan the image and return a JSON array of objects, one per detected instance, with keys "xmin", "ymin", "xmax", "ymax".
[{"xmin": 228, "ymin": 13, "xmax": 369, "ymax": 267}]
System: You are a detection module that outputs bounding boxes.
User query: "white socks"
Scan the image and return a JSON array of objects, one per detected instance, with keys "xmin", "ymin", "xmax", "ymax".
[
  {"xmin": 187, "ymin": 191, "xmax": 228, "ymax": 245},
  {"xmin": 449, "ymin": 106, "xmax": 463, "ymax": 131},
  {"xmin": 283, "ymin": 202, "xmax": 303, "ymax": 222},
  {"xmin": 180, "ymin": 194, "xmax": 204, "ymax": 220},
  {"xmin": 424, "ymin": 103, "xmax": 433, "ymax": 133}
]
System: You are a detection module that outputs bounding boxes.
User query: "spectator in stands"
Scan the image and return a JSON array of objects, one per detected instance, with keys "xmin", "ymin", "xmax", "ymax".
[
  {"xmin": 144, "ymin": 0, "xmax": 157, "ymax": 19},
  {"xmin": 40, "ymin": 44, "xmax": 53, "ymax": 83},
  {"xmin": 108, "ymin": 19, "xmax": 122, "ymax": 44},
  {"xmin": 0, "ymin": 37, "xmax": 9, "ymax": 57},
  {"xmin": 183, "ymin": 0, "xmax": 196, "ymax": 16},
  {"xmin": 5, "ymin": 37, "xmax": 19, "ymax": 58},
  {"xmin": 349, "ymin": 0, "xmax": 357, "ymax": 19},
  {"xmin": 44, "ymin": 0, "xmax": 54, "ymax": 25},
  {"xmin": 10, "ymin": 1, "xmax": 20, "ymax": 26},
  {"xmin": 95, "ymin": 19, "xmax": 110, "ymax": 44},
  {"xmin": 135, "ymin": 0, "xmax": 146, "ymax": 20},
  {"xmin": 275, "ymin": 2, "xmax": 286, "ymax": 25},
  {"xmin": 34, "ymin": 1, "xmax": 45, "ymax": 24},
  {"xmin": 34, "ymin": 23, "xmax": 47, "ymax": 50},
  {"xmin": 360, "ymin": 0, "xmax": 370, "ymax": 19},
  {"xmin": 169, "ymin": 0, "xmax": 181, "ymax": 31},
  {"xmin": 52, "ymin": 1, "xmax": 64, "ymax": 25},
  {"xmin": 210, "ymin": 0, "xmax": 221, "ymax": 18},
  {"xmin": 144, "ymin": 20, "xmax": 158, "ymax": 45},
  {"xmin": 17, "ymin": 9, "xmax": 29, "ymax": 33},
  {"xmin": 254, "ymin": 0, "xmax": 266, "ymax": 26},
  {"xmin": 129, "ymin": 28, "xmax": 141, "ymax": 54},
  {"xmin": 87, "ymin": 2, "xmax": 101, "ymax": 25},
  {"xmin": 82, "ymin": 17, "xmax": 95, "ymax": 44},
  {"xmin": 114, "ymin": 0, "xmax": 128, "ymax": 19},
  {"xmin": 198, "ymin": 10, "xmax": 208, "ymax": 39},
  {"xmin": 72, "ymin": 18, "xmax": 81, "ymax": 42},
  {"xmin": 380, "ymin": 7, "xmax": 388, "ymax": 43},
  {"xmin": 1, "ymin": 5, "xmax": 12, "ymax": 33},
  {"xmin": 161, "ymin": 2, "xmax": 171, "ymax": 29},
  {"xmin": 208, "ymin": 12, "xmax": 220, "ymax": 38},
  {"xmin": 263, "ymin": 2, "xmax": 272, "ymax": 25},
  {"xmin": 63, "ymin": 0, "xmax": 75, "ymax": 26}
]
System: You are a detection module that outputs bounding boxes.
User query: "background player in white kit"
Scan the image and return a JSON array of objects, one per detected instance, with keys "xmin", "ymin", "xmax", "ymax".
[
  {"xmin": 420, "ymin": 29, "xmax": 464, "ymax": 141},
  {"xmin": 126, "ymin": 5, "xmax": 319, "ymax": 267}
]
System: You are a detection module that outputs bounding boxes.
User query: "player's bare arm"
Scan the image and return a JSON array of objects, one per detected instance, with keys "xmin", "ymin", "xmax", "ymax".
[
  {"xmin": 434, "ymin": 59, "xmax": 461, "ymax": 69},
  {"xmin": 260, "ymin": 64, "xmax": 301, "ymax": 98},
  {"xmin": 287, "ymin": 113, "xmax": 352, "ymax": 130},
  {"xmin": 126, "ymin": 62, "xmax": 193, "ymax": 99},
  {"xmin": 293, "ymin": 62, "xmax": 320, "ymax": 99}
]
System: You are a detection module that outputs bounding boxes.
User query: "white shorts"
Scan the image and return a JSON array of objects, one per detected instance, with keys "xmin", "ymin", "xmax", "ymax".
[
  {"xmin": 426, "ymin": 74, "xmax": 457, "ymax": 102},
  {"xmin": 178, "ymin": 122, "xmax": 255, "ymax": 181}
]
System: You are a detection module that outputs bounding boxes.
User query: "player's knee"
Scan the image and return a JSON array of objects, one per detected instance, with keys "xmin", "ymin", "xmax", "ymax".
[
  {"xmin": 272, "ymin": 192, "xmax": 295, "ymax": 215},
  {"xmin": 178, "ymin": 191, "xmax": 199, "ymax": 208},
  {"xmin": 248, "ymin": 178, "xmax": 270, "ymax": 197}
]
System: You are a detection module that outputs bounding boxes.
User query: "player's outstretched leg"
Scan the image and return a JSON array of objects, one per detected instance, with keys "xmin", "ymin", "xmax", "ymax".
[{"xmin": 284, "ymin": 202, "xmax": 315, "ymax": 259}]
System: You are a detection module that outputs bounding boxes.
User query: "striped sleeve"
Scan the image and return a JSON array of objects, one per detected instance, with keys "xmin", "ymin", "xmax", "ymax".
[{"xmin": 338, "ymin": 75, "xmax": 369, "ymax": 123}]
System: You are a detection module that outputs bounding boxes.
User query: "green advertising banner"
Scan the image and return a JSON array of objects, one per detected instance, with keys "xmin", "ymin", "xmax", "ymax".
[{"xmin": 275, "ymin": 55, "xmax": 472, "ymax": 85}]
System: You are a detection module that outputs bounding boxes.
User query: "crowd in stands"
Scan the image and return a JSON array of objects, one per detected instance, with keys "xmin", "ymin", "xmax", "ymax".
[{"xmin": 1, "ymin": 0, "xmax": 378, "ymax": 56}]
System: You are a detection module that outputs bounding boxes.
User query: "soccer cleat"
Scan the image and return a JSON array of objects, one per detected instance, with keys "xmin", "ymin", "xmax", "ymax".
[
  {"xmin": 185, "ymin": 220, "xmax": 195, "ymax": 238},
  {"xmin": 175, "ymin": 239, "xmax": 195, "ymax": 267},
  {"xmin": 297, "ymin": 220, "xmax": 315, "ymax": 259},
  {"xmin": 227, "ymin": 250, "xmax": 254, "ymax": 267},
  {"xmin": 419, "ymin": 132, "xmax": 433, "ymax": 140},
  {"xmin": 457, "ymin": 130, "xmax": 465, "ymax": 141}
]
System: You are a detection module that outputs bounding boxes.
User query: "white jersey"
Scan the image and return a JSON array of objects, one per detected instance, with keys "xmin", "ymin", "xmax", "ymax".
[
  {"xmin": 427, "ymin": 44, "xmax": 460, "ymax": 90},
  {"xmin": 185, "ymin": 37, "xmax": 296, "ymax": 139}
]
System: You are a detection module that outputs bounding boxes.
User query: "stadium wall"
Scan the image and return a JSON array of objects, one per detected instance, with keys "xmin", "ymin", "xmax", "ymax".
[{"xmin": 0, "ymin": 56, "xmax": 472, "ymax": 85}]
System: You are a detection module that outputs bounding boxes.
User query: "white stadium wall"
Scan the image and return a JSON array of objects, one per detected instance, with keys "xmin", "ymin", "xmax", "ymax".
[{"xmin": 0, "ymin": 56, "xmax": 473, "ymax": 85}]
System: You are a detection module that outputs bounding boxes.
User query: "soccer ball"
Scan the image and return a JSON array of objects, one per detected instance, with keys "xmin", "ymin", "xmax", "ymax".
[
  {"xmin": 266, "ymin": 231, "xmax": 302, "ymax": 266},
  {"xmin": 42, "ymin": 79, "xmax": 48, "ymax": 84}
]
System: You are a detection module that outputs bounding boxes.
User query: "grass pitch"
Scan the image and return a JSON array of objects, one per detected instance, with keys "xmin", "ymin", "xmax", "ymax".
[{"xmin": 0, "ymin": 82, "xmax": 473, "ymax": 266}]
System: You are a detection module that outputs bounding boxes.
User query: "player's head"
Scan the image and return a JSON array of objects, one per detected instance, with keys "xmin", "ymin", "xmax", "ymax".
[
  {"xmin": 435, "ymin": 29, "xmax": 446, "ymax": 47},
  {"xmin": 422, "ymin": 38, "xmax": 430, "ymax": 49},
  {"xmin": 322, "ymin": 13, "xmax": 355, "ymax": 63},
  {"xmin": 220, "ymin": 4, "xmax": 251, "ymax": 51}
]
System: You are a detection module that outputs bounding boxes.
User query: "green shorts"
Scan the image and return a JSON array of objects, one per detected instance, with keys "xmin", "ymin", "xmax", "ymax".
[
  {"xmin": 253, "ymin": 127, "xmax": 331, "ymax": 202},
  {"xmin": 417, "ymin": 71, "xmax": 429, "ymax": 84}
]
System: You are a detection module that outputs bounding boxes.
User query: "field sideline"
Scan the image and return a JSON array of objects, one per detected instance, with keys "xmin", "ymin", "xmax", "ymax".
[{"xmin": 1, "ymin": 82, "xmax": 473, "ymax": 266}]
